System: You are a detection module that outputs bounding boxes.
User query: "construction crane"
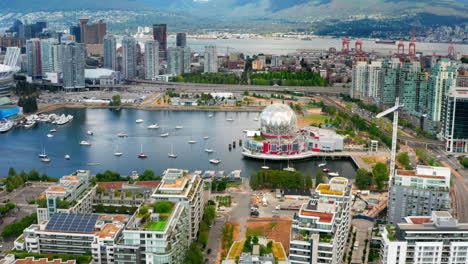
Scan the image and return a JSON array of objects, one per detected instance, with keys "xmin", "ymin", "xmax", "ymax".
[{"xmin": 376, "ymin": 97, "xmax": 401, "ymax": 185}]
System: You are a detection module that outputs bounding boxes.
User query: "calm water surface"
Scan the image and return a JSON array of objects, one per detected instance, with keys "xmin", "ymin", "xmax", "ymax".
[{"xmin": 0, "ymin": 108, "xmax": 356, "ymax": 178}]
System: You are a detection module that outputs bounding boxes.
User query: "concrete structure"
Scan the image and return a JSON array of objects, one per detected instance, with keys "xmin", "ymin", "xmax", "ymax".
[
  {"xmin": 26, "ymin": 38, "xmax": 42, "ymax": 79},
  {"xmin": 79, "ymin": 18, "xmax": 106, "ymax": 44},
  {"xmin": 289, "ymin": 177, "xmax": 352, "ymax": 264},
  {"xmin": 176, "ymin": 33, "xmax": 187, "ymax": 47},
  {"xmin": 380, "ymin": 211, "xmax": 468, "ymax": 264},
  {"xmin": 0, "ymin": 47, "xmax": 20, "ymax": 99},
  {"xmin": 1, "ymin": 255, "xmax": 76, "ymax": 264},
  {"xmin": 388, "ymin": 165, "xmax": 451, "ymax": 224},
  {"xmin": 441, "ymin": 86, "xmax": 468, "ymax": 153},
  {"xmin": 427, "ymin": 59, "xmax": 458, "ymax": 123},
  {"xmin": 122, "ymin": 36, "xmax": 137, "ymax": 80},
  {"xmin": 103, "ymin": 35, "xmax": 117, "ymax": 71},
  {"xmin": 17, "ymin": 213, "xmax": 128, "ymax": 264},
  {"xmin": 151, "ymin": 168, "xmax": 208, "ymax": 241},
  {"xmin": 61, "ymin": 42, "xmax": 85, "ymax": 89},
  {"xmin": 152, "ymin": 24, "xmax": 167, "ymax": 59},
  {"xmin": 144, "ymin": 40, "xmax": 159, "ymax": 80},
  {"xmin": 204, "ymin": 46, "xmax": 218, "ymax": 73}
]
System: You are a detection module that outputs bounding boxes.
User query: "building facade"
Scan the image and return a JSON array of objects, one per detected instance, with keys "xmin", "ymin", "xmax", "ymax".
[
  {"xmin": 427, "ymin": 59, "xmax": 458, "ymax": 123},
  {"xmin": 289, "ymin": 177, "xmax": 352, "ymax": 264},
  {"xmin": 441, "ymin": 86, "xmax": 468, "ymax": 153},
  {"xmin": 122, "ymin": 36, "xmax": 137, "ymax": 80},
  {"xmin": 103, "ymin": 35, "xmax": 117, "ymax": 71},
  {"xmin": 40, "ymin": 38, "xmax": 59, "ymax": 74},
  {"xmin": 26, "ymin": 38, "xmax": 42, "ymax": 79},
  {"xmin": 79, "ymin": 18, "xmax": 106, "ymax": 44},
  {"xmin": 388, "ymin": 165, "xmax": 451, "ymax": 224},
  {"xmin": 61, "ymin": 42, "xmax": 85, "ymax": 89},
  {"xmin": 204, "ymin": 46, "xmax": 218, "ymax": 73},
  {"xmin": 144, "ymin": 40, "xmax": 159, "ymax": 80},
  {"xmin": 176, "ymin": 33, "xmax": 186, "ymax": 47},
  {"xmin": 152, "ymin": 24, "xmax": 167, "ymax": 59}
]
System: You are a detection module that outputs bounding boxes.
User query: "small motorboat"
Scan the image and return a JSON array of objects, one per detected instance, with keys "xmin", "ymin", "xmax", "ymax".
[
  {"xmin": 208, "ymin": 114, "xmax": 213, "ymax": 118},
  {"xmin": 160, "ymin": 133, "xmax": 169, "ymax": 137},
  {"xmin": 188, "ymin": 140, "xmax": 197, "ymax": 144},
  {"xmin": 136, "ymin": 119, "xmax": 144, "ymax": 123},
  {"xmin": 318, "ymin": 163, "xmax": 327, "ymax": 167},
  {"xmin": 328, "ymin": 172, "xmax": 339, "ymax": 177},
  {"xmin": 168, "ymin": 153, "xmax": 177, "ymax": 158},
  {"xmin": 117, "ymin": 133, "xmax": 128, "ymax": 137},
  {"xmin": 87, "ymin": 131, "xmax": 93, "ymax": 135},
  {"xmin": 175, "ymin": 126, "xmax": 183, "ymax": 129},
  {"xmin": 205, "ymin": 148, "xmax": 214, "ymax": 153},
  {"xmin": 24, "ymin": 121, "xmax": 36, "ymax": 128},
  {"xmin": 226, "ymin": 118, "xmax": 234, "ymax": 121},
  {"xmin": 138, "ymin": 144, "xmax": 148, "ymax": 158},
  {"xmin": 41, "ymin": 157, "xmax": 51, "ymax": 163},
  {"xmin": 147, "ymin": 124, "xmax": 160, "ymax": 129},
  {"xmin": 64, "ymin": 154, "xmax": 71, "ymax": 160},
  {"xmin": 203, "ymin": 136, "xmax": 209, "ymax": 140},
  {"xmin": 114, "ymin": 152, "xmax": 123, "ymax": 157},
  {"xmin": 261, "ymin": 166, "xmax": 270, "ymax": 170},
  {"xmin": 50, "ymin": 129, "xmax": 57, "ymax": 133},
  {"xmin": 323, "ymin": 168, "xmax": 330, "ymax": 172},
  {"xmin": 47, "ymin": 134, "xmax": 54, "ymax": 138},
  {"xmin": 283, "ymin": 167, "xmax": 296, "ymax": 172},
  {"xmin": 80, "ymin": 141, "xmax": 91, "ymax": 146},
  {"xmin": 209, "ymin": 159, "xmax": 221, "ymax": 164}
]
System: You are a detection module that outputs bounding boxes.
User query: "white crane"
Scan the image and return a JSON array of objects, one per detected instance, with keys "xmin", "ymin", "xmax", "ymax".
[{"xmin": 376, "ymin": 97, "xmax": 401, "ymax": 185}]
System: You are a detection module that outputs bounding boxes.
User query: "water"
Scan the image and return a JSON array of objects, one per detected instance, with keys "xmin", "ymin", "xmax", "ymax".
[
  {"xmin": 0, "ymin": 108, "xmax": 357, "ymax": 179},
  {"xmin": 165, "ymin": 37, "xmax": 468, "ymax": 56}
]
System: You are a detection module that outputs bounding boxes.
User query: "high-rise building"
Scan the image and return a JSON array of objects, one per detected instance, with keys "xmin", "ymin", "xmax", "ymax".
[
  {"xmin": 441, "ymin": 86, "xmax": 468, "ymax": 153},
  {"xmin": 380, "ymin": 211, "xmax": 468, "ymax": 264},
  {"xmin": 151, "ymin": 169, "xmax": 209, "ymax": 241},
  {"xmin": 40, "ymin": 38, "xmax": 59, "ymax": 74},
  {"xmin": 204, "ymin": 46, "xmax": 218, "ymax": 73},
  {"xmin": 379, "ymin": 59, "xmax": 402, "ymax": 106},
  {"xmin": 26, "ymin": 38, "xmax": 42, "ymax": 79},
  {"xmin": 427, "ymin": 59, "xmax": 458, "ymax": 123},
  {"xmin": 78, "ymin": 18, "xmax": 106, "ymax": 44},
  {"xmin": 388, "ymin": 165, "xmax": 451, "ymax": 224},
  {"xmin": 19, "ymin": 21, "xmax": 47, "ymax": 39},
  {"xmin": 103, "ymin": 35, "xmax": 117, "ymax": 70},
  {"xmin": 153, "ymin": 24, "xmax": 167, "ymax": 59},
  {"xmin": 167, "ymin": 47, "xmax": 184, "ymax": 76},
  {"xmin": 289, "ymin": 177, "xmax": 352, "ymax": 264},
  {"xmin": 144, "ymin": 40, "xmax": 160, "ymax": 80},
  {"xmin": 398, "ymin": 62, "xmax": 428, "ymax": 118},
  {"xmin": 61, "ymin": 42, "xmax": 85, "ymax": 89},
  {"xmin": 69, "ymin": 26, "xmax": 81, "ymax": 43},
  {"xmin": 122, "ymin": 36, "xmax": 137, "ymax": 80},
  {"xmin": 183, "ymin": 46, "xmax": 191, "ymax": 74},
  {"xmin": 176, "ymin": 33, "xmax": 187, "ymax": 47},
  {"xmin": 351, "ymin": 61, "xmax": 381, "ymax": 101}
]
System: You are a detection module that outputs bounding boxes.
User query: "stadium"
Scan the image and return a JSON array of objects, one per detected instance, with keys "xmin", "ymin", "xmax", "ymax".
[
  {"xmin": 0, "ymin": 64, "xmax": 18, "ymax": 98},
  {"xmin": 242, "ymin": 103, "xmax": 344, "ymax": 160}
]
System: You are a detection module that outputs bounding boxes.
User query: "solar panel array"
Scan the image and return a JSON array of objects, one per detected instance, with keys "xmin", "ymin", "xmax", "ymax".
[{"xmin": 45, "ymin": 213, "xmax": 99, "ymax": 233}]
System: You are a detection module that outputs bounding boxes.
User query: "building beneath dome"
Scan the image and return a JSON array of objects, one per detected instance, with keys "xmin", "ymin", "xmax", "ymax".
[{"xmin": 242, "ymin": 103, "xmax": 344, "ymax": 160}]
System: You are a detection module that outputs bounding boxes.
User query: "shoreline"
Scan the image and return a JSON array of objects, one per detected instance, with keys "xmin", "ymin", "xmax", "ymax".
[{"xmin": 37, "ymin": 103, "xmax": 264, "ymax": 114}]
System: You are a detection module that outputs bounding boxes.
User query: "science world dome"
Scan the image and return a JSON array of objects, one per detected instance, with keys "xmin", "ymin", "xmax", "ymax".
[{"xmin": 260, "ymin": 103, "xmax": 297, "ymax": 136}]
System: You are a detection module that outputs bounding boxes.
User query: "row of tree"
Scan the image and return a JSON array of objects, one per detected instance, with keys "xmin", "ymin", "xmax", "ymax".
[
  {"xmin": 93, "ymin": 169, "xmax": 161, "ymax": 183},
  {"xmin": 172, "ymin": 72, "xmax": 240, "ymax": 85},
  {"xmin": 4, "ymin": 168, "xmax": 58, "ymax": 192},
  {"xmin": 2, "ymin": 213, "xmax": 37, "ymax": 238},
  {"xmin": 250, "ymin": 170, "xmax": 313, "ymax": 190},
  {"xmin": 17, "ymin": 96, "xmax": 38, "ymax": 113},
  {"xmin": 184, "ymin": 205, "xmax": 216, "ymax": 264}
]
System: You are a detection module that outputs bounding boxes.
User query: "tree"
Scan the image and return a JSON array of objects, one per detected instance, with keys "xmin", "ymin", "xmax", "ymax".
[
  {"xmin": 95, "ymin": 204, "xmax": 105, "ymax": 213},
  {"xmin": 315, "ymin": 171, "xmax": 324, "ymax": 187},
  {"xmin": 184, "ymin": 242, "xmax": 204, "ymax": 264},
  {"xmin": 397, "ymin": 152, "xmax": 411, "ymax": 169},
  {"xmin": 373, "ymin": 162, "xmax": 389, "ymax": 190},
  {"xmin": 2, "ymin": 213, "xmax": 37, "ymax": 238},
  {"xmin": 305, "ymin": 174, "xmax": 312, "ymax": 189},
  {"xmin": 153, "ymin": 201, "xmax": 173, "ymax": 214},
  {"xmin": 138, "ymin": 170, "xmax": 161, "ymax": 181},
  {"xmin": 355, "ymin": 168, "xmax": 372, "ymax": 190},
  {"xmin": 8, "ymin": 168, "xmax": 16, "ymax": 177},
  {"xmin": 110, "ymin": 94, "xmax": 122, "ymax": 106}
]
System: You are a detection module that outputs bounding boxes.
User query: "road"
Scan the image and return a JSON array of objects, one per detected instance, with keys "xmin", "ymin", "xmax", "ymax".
[{"xmin": 351, "ymin": 219, "xmax": 374, "ymax": 264}]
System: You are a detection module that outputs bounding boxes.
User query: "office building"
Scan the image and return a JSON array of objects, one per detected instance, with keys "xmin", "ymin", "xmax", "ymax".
[
  {"xmin": 122, "ymin": 36, "xmax": 137, "ymax": 80},
  {"xmin": 144, "ymin": 40, "xmax": 159, "ymax": 80},
  {"xmin": 351, "ymin": 61, "xmax": 381, "ymax": 101},
  {"xmin": 69, "ymin": 25, "xmax": 81, "ymax": 43},
  {"xmin": 388, "ymin": 165, "xmax": 451, "ymax": 224},
  {"xmin": 427, "ymin": 59, "xmax": 458, "ymax": 123},
  {"xmin": 17, "ymin": 213, "xmax": 128, "ymax": 264},
  {"xmin": 40, "ymin": 38, "xmax": 59, "ymax": 74},
  {"xmin": 114, "ymin": 201, "xmax": 190, "ymax": 264},
  {"xmin": 78, "ymin": 18, "xmax": 106, "ymax": 44},
  {"xmin": 152, "ymin": 169, "xmax": 209, "ymax": 241},
  {"xmin": 204, "ymin": 46, "xmax": 218, "ymax": 73},
  {"xmin": 380, "ymin": 211, "xmax": 468, "ymax": 264},
  {"xmin": 289, "ymin": 177, "xmax": 352, "ymax": 264},
  {"xmin": 103, "ymin": 35, "xmax": 117, "ymax": 70},
  {"xmin": 441, "ymin": 86, "xmax": 468, "ymax": 153},
  {"xmin": 19, "ymin": 21, "xmax": 47, "ymax": 39},
  {"xmin": 176, "ymin": 33, "xmax": 187, "ymax": 47},
  {"xmin": 26, "ymin": 38, "xmax": 42, "ymax": 79},
  {"xmin": 61, "ymin": 42, "xmax": 85, "ymax": 89},
  {"xmin": 152, "ymin": 24, "xmax": 167, "ymax": 59}
]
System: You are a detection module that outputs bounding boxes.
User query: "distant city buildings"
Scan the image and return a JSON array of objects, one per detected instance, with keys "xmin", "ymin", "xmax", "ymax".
[
  {"xmin": 103, "ymin": 35, "xmax": 117, "ymax": 71},
  {"xmin": 26, "ymin": 38, "xmax": 42, "ymax": 79},
  {"xmin": 78, "ymin": 18, "xmax": 106, "ymax": 44},
  {"xmin": 144, "ymin": 40, "xmax": 160, "ymax": 80},
  {"xmin": 167, "ymin": 46, "xmax": 191, "ymax": 76},
  {"xmin": 204, "ymin": 45, "xmax": 218, "ymax": 73},
  {"xmin": 441, "ymin": 86, "xmax": 468, "ymax": 153},
  {"xmin": 153, "ymin": 24, "xmax": 167, "ymax": 59},
  {"xmin": 176, "ymin": 33, "xmax": 187, "ymax": 47},
  {"xmin": 387, "ymin": 165, "xmax": 451, "ymax": 224},
  {"xmin": 122, "ymin": 36, "xmax": 137, "ymax": 80},
  {"xmin": 61, "ymin": 42, "xmax": 86, "ymax": 89}
]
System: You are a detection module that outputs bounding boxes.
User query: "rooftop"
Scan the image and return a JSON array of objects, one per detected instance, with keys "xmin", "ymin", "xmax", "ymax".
[
  {"xmin": 97, "ymin": 181, "xmax": 128, "ymax": 190},
  {"xmin": 299, "ymin": 211, "xmax": 333, "ymax": 223},
  {"xmin": 12, "ymin": 257, "xmax": 75, "ymax": 264}
]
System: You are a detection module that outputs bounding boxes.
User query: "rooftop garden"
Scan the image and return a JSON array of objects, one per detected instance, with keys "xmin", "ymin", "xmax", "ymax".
[
  {"xmin": 316, "ymin": 184, "xmax": 343, "ymax": 196},
  {"xmin": 144, "ymin": 218, "xmax": 168, "ymax": 231},
  {"xmin": 319, "ymin": 233, "xmax": 333, "ymax": 243},
  {"xmin": 386, "ymin": 225, "xmax": 397, "ymax": 241},
  {"xmin": 137, "ymin": 201, "xmax": 174, "ymax": 231}
]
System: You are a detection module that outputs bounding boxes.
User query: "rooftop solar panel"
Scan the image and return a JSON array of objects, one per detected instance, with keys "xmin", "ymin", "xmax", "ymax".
[{"xmin": 45, "ymin": 213, "xmax": 99, "ymax": 233}]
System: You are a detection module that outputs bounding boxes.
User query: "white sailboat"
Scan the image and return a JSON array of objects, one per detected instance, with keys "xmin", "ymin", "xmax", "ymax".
[
  {"xmin": 205, "ymin": 148, "xmax": 214, "ymax": 153},
  {"xmin": 160, "ymin": 133, "xmax": 169, "ymax": 137},
  {"xmin": 117, "ymin": 132, "xmax": 128, "ymax": 137},
  {"xmin": 261, "ymin": 159, "xmax": 269, "ymax": 170},
  {"xmin": 148, "ymin": 124, "xmax": 160, "ymax": 129},
  {"xmin": 175, "ymin": 125, "xmax": 183, "ymax": 129},
  {"xmin": 114, "ymin": 145, "xmax": 123, "ymax": 157},
  {"xmin": 47, "ymin": 134, "xmax": 54, "ymax": 138},
  {"xmin": 168, "ymin": 144, "xmax": 177, "ymax": 158},
  {"xmin": 87, "ymin": 131, "xmax": 94, "ymax": 135},
  {"xmin": 136, "ymin": 119, "xmax": 144, "ymax": 123},
  {"xmin": 209, "ymin": 159, "xmax": 221, "ymax": 164},
  {"xmin": 318, "ymin": 157, "xmax": 327, "ymax": 167},
  {"xmin": 188, "ymin": 140, "xmax": 197, "ymax": 144},
  {"xmin": 80, "ymin": 140, "xmax": 91, "ymax": 146},
  {"xmin": 64, "ymin": 154, "xmax": 71, "ymax": 160},
  {"xmin": 38, "ymin": 148, "xmax": 48, "ymax": 158},
  {"xmin": 203, "ymin": 136, "xmax": 209, "ymax": 140}
]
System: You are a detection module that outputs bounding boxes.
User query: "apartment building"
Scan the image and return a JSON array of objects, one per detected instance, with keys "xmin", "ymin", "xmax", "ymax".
[
  {"xmin": 388, "ymin": 165, "xmax": 451, "ymax": 224},
  {"xmin": 151, "ymin": 168, "xmax": 208, "ymax": 241},
  {"xmin": 289, "ymin": 177, "xmax": 352, "ymax": 264},
  {"xmin": 441, "ymin": 86, "xmax": 468, "ymax": 153},
  {"xmin": 380, "ymin": 211, "xmax": 468, "ymax": 264},
  {"xmin": 15, "ymin": 213, "xmax": 128, "ymax": 264}
]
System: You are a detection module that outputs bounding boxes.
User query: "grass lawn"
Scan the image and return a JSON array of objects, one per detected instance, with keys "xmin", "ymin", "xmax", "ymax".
[
  {"xmin": 147, "ymin": 219, "xmax": 168, "ymax": 231},
  {"xmin": 303, "ymin": 115, "xmax": 328, "ymax": 125}
]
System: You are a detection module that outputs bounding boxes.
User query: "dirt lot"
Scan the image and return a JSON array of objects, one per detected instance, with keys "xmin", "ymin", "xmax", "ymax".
[
  {"xmin": 246, "ymin": 218, "xmax": 292, "ymax": 252},
  {"xmin": 361, "ymin": 156, "xmax": 388, "ymax": 167}
]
